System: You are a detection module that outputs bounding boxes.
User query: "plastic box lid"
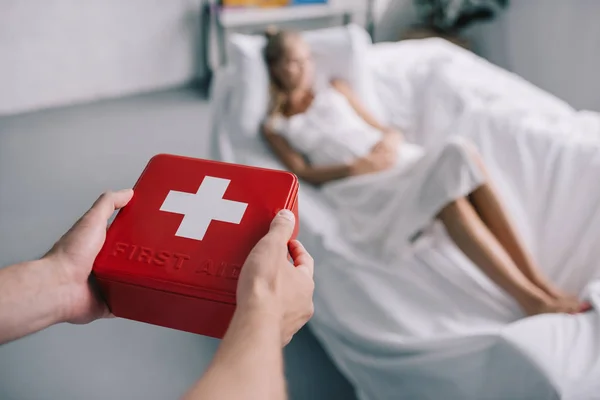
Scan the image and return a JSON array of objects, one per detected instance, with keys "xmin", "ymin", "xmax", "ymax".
[{"xmin": 93, "ymin": 154, "xmax": 299, "ymax": 305}]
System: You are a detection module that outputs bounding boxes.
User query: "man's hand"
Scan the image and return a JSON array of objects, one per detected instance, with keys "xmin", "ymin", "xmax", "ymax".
[
  {"xmin": 184, "ymin": 210, "xmax": 315, "ymax": 400},
  {"xmin": 45, "ymin": 189, "xmax": 134, "ymax": 324},
  {"xmin": 0, "ymin": 189, "xmax": 133, "ymax": 344},
  {"xmin": 236, "ymin": 209, "xmax": 314, "ymax": 345}
]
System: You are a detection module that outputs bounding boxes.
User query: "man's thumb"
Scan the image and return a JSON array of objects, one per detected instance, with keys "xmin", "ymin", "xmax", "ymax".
[{"xmin": 268, "ymin": 209, "xmax": 295, "ymax": 240}]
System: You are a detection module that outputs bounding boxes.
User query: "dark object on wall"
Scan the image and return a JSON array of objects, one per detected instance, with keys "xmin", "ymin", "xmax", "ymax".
[
  {"xmin": 366, "ymin": 0, "xmax": 375, "ymax": 39},
  {"xmin": 401, "ymin": 27, "xmax": 471, "ymax": 50},
  {"xmin": 414, "ymin": 0, "xmax": 508, "ymax": 34}
]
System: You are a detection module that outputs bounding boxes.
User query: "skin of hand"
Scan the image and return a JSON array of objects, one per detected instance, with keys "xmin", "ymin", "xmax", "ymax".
[
  {"xmin": 0, "ymin": 189, "xmax": 134, "ymax": 344},
  {"xmin": 182, "ymin": 210, "xmax": 315, "ymax": 400},
  {"xmin": 45, "ymin": 189, "xmax": 134, "ymax": 324},
  {"xmin": 371, "ymin": 128, "xmax": 404, "ymax": 154},
  {"xmin": 348, "ymin": 128, "xmax": 405, "ymax": 176},
  {"xmin": 29, "ymin": 189, "xmax": 315, "ymax": 338},
  {"xmin": 2, "ymin": 190, "xmax": 315, "ymax": 400},
  {"xmin": 236, "ymin": 209, "xmax": 315, "ymax": 345},
  {"xmin": 351, "ymin": 147, "xmax": 397, "ymax": 176}
]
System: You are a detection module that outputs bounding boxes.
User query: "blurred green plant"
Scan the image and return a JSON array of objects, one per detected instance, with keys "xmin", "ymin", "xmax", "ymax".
[{"xmin": 414, "ymin": 0, "xmax": 509, "ymax": 33}]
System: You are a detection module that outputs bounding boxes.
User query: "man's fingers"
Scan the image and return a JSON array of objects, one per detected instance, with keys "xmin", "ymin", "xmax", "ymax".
[
  {"xmin": 288, "ymin": 240, "xmax": 314, "ymax": 278},
  {"xmin": 267, "ymin": 209, "xmax": 296, "ymax": 242},
  {"xmin": 112, "ymin": 188, "xmax": 134, "ymax": 209},
  {"xmin": 87, "ymin": 189, "xmax": 134, "ymax": 222}
]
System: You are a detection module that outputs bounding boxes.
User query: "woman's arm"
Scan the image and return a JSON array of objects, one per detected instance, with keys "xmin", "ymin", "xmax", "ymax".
[
  {"xmin": 332, "ymin": 79, "xmax": 403, "ymax": 154},
  {"xmin": 331, "ymin": 79, "xmax": 403, "ymax": 137},
  {"xmin": 262, "ymin": 123, "xmax": 353, "ymax": 185},
  {"xmin": 331, "ymin": 79, "xmax": 389, "ymax": 132}
]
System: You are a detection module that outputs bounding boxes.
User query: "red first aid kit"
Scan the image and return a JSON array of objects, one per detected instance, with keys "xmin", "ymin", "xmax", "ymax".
[{"xmin": 93, "ymin": 154, "xmax": 299, "ymax": 338}]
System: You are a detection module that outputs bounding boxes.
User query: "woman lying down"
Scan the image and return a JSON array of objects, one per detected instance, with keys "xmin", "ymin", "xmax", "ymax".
[{"xmin": 261, "ymin": 28, "xmax": 592, "ymax": 316}]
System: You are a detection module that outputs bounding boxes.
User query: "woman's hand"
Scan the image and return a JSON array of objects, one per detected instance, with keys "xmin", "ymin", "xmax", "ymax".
[
  {"xmin": 372, "ymin": 128, "xmax": 403, "ymax": 154},
  {"xmin": 351, "ymin": 149, "xmax": 396, "ymax": 176},
  {"xmin": 350, "ymin": 128, "xmax": 404, "ymax": 176}
]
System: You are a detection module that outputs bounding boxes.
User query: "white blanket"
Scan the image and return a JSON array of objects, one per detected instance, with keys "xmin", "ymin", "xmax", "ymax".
[
  {"xmin": 309, "ymin": 40, "xmax": 600, "ymax": 400},
  {"xmin": 323, "ymin": 135, "xmax": 484, "ymax": 263},
  {"xmin": 212, "ymin": 39, "xmax": 600, "ymax": 400}
]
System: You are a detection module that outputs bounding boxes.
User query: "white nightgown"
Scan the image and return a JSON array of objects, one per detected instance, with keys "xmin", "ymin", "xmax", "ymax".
[{"xmin": 271, "ymin": 86, "xmax": 485, "ymax": 262}]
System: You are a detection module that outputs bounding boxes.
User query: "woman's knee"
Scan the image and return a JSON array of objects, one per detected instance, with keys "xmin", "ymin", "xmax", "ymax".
[
  {"xmin": 446, "ymin": 137, "xmax": 486, "ymax": 171},
  {"xmin": 465, "ymin": 142, "xmax": 486, "ymax": 170},
  {"xmin": 438, "ymin": 197, "xmax": 467, "ymax": 220}
]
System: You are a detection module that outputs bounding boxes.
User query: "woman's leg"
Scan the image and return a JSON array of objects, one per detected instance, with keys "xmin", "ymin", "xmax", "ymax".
[
  {"xmin": 467, "ymin": 187, "xmax": 572, "ymax": 300},
  {"xmin": 438, "ymin": 198, "xmax": 579, "ymax": 315},
  {"xmin": 466, "ymin": 151, "xmax": 573, "ymax": 301}
]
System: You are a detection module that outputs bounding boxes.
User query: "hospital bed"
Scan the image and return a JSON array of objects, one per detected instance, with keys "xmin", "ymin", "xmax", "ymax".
[{"xmin": 210, "ymin": 24, "xmax": 600, "ymax": 400}]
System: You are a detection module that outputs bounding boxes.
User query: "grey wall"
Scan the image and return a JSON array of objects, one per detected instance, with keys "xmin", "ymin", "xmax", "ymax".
[
  {"xmin": 470, "ymin": 0, "xmax": 600, "ymax": 112},
  {"xmin": 0, "ymin": 0, "xmax": 205, "ymax": 116},
  {"xmin": 372, "ymin": 0, "xmax": 414, "ymax": 42},
  {"xmin": 0, "ymin": 0, "xmax": 380, "ymax": 117}
]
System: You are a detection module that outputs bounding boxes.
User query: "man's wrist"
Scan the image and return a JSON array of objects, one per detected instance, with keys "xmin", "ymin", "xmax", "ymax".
[
  {"xmin": 233, "ymin": 281, "xmax": 283, "ymax": 340},
  {"xmin": 235, "ymin": 291, "xmax": 281, "ymax": 328},
  {"xmin": 21, "ymin": 258, "xmax": 73, "ymax": 326},
  {"xmin": 227, "ymin": 301, "xmax": 282, "ymax": 345},
  {"xmin": 37, "ymin": 256, "xmax": 77, "ymax": 324}
]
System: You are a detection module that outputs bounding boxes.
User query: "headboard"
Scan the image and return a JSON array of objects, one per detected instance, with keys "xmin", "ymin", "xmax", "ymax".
[{"xmin": 201, "ymin": 1, "xmax": 355, "ymax": 77}]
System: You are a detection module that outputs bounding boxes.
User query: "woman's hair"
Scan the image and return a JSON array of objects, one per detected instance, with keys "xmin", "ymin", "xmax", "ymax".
[{"xmin": 263, "ymin": 26, "xmax": 299, "ymax": 117}]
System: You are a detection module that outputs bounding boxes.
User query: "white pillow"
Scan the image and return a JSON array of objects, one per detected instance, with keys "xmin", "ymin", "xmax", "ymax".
[{"xmin": 227, "ymin": 24, "xmax": 386, "ymax": 139}]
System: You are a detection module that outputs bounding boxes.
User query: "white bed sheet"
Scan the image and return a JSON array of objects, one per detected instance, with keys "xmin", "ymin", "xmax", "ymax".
[{"xmin": 210, "ymin": 39, "xmax": 600, "ymax": 400}]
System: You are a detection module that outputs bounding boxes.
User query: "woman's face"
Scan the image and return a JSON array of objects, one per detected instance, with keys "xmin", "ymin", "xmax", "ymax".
[{"xmin": 274, "ymin": 36, "xmax": 314, "ymax": 91}]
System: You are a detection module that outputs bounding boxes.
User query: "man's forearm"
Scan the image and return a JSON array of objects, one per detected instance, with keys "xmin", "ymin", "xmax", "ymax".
[
  {"xmin": 0, "ymin": 259, "xmax": 68, "ymax": 344},
  {"xmin": 184, "ymin": 304, "xmax": 286, "ymax": 400}
]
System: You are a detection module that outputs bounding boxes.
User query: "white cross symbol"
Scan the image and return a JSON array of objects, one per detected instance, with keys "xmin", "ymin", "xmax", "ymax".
[{"xmin": 159, "ymin": 176, "xmax": 248, "ymax": 241}]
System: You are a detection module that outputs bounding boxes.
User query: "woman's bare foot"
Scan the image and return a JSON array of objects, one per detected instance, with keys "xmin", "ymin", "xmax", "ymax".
[
  {"xmin": 542, "ymin": 286, "xmax": 592, "ymax": 313},
  {"xmin": 546, "ymin": 287, "xmax": 578, "ymax": 301},
  {"xmin": 547, "ymin": 291, "xmax": 580, "ymax": 310},
  {"xmin": 531, "ymin": 278, "xmax": 581, "ymax": 307},
  {"xmin": 580, "ymin": 301, "xmax": 593, "ymax": 313},
  {"xmin": 522, "ymin": 295, "xmax": 584, "ymax": 316}
]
